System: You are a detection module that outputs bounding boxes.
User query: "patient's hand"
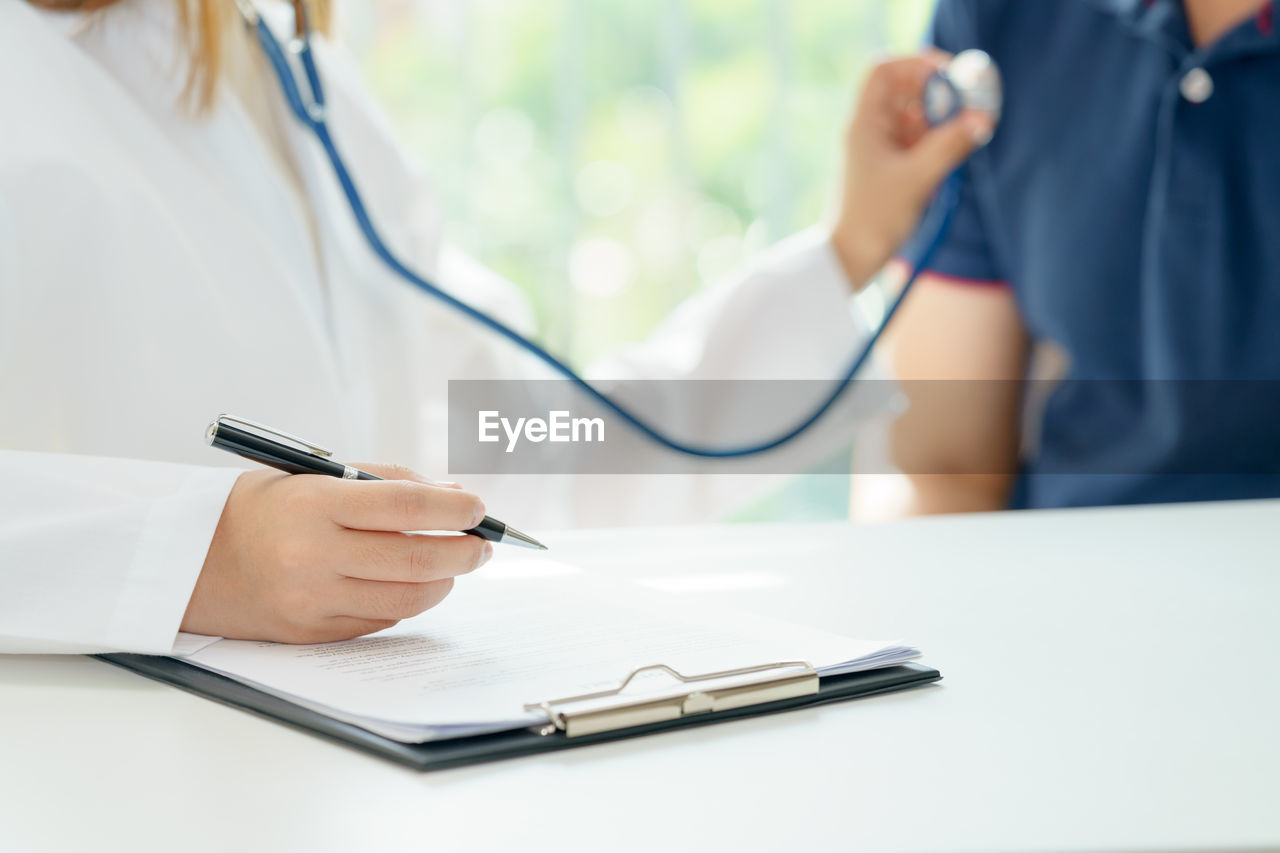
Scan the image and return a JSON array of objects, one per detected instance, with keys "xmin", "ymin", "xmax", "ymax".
[
  {"xmin": 181, "ymin": 465, "xmax": 491, "ymax": 643},
  {"xmin": 831, "ymin": 52, "xmax": 995, "ymax": 288}
]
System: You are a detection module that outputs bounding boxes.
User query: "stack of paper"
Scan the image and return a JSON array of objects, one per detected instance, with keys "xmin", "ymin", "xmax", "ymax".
[{"xmin": 175, "ymin": 560, "xmax": 919, "ymax": 743}]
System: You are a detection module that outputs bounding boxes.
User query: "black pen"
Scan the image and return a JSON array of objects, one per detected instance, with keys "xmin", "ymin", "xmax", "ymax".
[{"xmin": 205, "ymin": 414, "xmax": 547, "ymax": 551}]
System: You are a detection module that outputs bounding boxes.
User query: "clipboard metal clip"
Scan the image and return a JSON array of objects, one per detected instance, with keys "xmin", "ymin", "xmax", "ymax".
[{"xmin": 524, "ymin": 661, "xmax": 819, "ymax": 738}]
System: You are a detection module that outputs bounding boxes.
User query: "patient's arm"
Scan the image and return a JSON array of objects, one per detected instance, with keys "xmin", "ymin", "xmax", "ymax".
[{"xmin": 877, "ymin": 274, "xmax": 1030, "ymax": 517}]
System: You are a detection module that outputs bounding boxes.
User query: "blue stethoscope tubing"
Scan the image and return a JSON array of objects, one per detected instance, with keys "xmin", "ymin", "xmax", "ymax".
[{"xmin": 250, "ymin": 11, "xmax": 962, "ymax": 459}]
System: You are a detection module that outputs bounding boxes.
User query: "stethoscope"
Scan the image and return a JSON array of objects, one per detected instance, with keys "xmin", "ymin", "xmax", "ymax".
[{"xmin": 233, "ymin": 0, "xmax": 1001, "ymax": 459}]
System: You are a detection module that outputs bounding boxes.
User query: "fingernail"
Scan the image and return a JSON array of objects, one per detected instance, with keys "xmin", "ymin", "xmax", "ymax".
[
  {"xmin": 473, "ymin": 503, "xmax": 488, "ymax": 527},
  {"xmin": 428, "ymin": 479, "xmax": 459, "ymax": 488},
  {"xmin": 964, "ymin": 114, "xmax": 994, "ymax": 147},
  {"xmin": 479, "ymin": 541, "xmax": 494, "ymax": 566}
]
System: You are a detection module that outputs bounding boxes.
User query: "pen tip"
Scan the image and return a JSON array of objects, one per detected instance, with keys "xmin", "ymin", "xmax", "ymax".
[{"xmin": 503, "ymin": 524, "xmax": 548, "ymax": 551}]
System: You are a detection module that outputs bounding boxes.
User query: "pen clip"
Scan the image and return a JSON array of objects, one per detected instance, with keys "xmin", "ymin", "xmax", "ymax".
[{"xmin": 210, "ymin": 414, "xmax": 334, "ymax": 458}]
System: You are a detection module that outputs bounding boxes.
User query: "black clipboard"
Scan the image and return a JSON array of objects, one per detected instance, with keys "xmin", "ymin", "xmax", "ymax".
[{"xmin": 95, "ymin": 654, "xmax": 940, "ymax": 772}]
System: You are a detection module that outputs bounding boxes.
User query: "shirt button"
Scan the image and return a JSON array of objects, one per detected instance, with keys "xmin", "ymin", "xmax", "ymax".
[{"xmin": 1180, "ymin": 67, "xmax": 1214, "ymax": 104}]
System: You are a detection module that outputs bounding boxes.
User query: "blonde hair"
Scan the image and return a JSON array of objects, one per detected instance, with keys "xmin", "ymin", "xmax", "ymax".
[{"xmin": 27, "ymin": 0, "xmax": 332, "ymax": 109}]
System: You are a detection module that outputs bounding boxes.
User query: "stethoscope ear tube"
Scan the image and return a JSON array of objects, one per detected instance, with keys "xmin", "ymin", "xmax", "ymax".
[{"xmin": 251, "ymin": 9, "xmax": 972, "ymax": 459}]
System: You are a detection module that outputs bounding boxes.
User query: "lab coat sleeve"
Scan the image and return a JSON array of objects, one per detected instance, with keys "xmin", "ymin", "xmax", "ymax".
[
  {"xmin": 0, "ymin": 452, "xmax": 241, "ymax": 655},
  {"xmin": 436, "ymin": 229, "xmax": 885, "ymax": 529},
  {"xmin": 583, "ymin": 225, "xmax": 878, "ymax": 469},
  {"xmin": 0, "ymin": 81, "xmax": 243, "ymax": 654},
  {"xmin": 564, "ymin": 229, "xmax": 879, "ymax": 525},
  {"xmin": 588, "ymin": 226, "xmax": 864, "ymax": 382}
]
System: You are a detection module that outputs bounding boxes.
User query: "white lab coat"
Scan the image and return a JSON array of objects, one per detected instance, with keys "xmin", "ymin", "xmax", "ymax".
[{"xmin": 0, "ymin": 1, "xmax": 876, "ymax": 654}]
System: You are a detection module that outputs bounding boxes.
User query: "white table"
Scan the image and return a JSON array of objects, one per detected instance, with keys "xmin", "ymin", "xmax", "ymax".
[{"xmin": 2, "ymin": 501, "xmax": 1278, "ymax": 852}]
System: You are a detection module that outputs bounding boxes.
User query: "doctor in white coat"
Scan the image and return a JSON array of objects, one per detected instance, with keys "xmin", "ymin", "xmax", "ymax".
[{"xmin": 0, "ymin": 0, "xmax": 993, "ymax": 654}]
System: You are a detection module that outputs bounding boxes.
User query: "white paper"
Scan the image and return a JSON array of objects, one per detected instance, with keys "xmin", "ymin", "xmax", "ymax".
[
  {"xmin": 182, "ymin": 559, "xmax": 918, "ymax": 742},
  {"xmin": 171, "ymin": 632, "xmax": 222, "ymax": 657}
]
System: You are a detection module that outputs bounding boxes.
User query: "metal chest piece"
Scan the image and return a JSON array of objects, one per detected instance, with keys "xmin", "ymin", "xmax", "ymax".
[{"xmin": 924, "ymin": 49, "xmax": 1003, "ymax": 127}]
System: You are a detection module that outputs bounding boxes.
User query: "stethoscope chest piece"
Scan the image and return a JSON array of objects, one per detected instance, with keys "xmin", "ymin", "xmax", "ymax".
[{"xmin": 924, "ymin": 49, "xmax": 1003, "ymax": 126}]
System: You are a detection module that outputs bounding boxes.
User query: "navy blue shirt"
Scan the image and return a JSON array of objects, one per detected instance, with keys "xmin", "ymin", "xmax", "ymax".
[{"xmin": 905, "ymin": 0, "xmax": 1280, "ymax": 509}]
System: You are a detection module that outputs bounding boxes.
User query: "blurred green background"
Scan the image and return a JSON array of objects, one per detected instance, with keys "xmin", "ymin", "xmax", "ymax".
[{"xmin": 343, "ymin": 0, "xmax": 933, "ymax": 521}]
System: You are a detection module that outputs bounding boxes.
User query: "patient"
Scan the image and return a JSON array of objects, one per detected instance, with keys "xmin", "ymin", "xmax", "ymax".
[{"xmin": 874, "ymin": 0, "xmax": 1280, "ymax": 516}]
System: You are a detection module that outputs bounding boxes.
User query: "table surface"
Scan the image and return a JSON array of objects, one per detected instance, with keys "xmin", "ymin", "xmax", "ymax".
[{"xmin": 3, "ymin": 500, "xmax": 1278, "ymax": 853}]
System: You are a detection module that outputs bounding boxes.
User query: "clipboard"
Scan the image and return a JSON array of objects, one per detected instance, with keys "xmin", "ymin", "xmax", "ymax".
[{"xmin": 95, "ymin": 653, "xmax": 941, "ymax": 772}]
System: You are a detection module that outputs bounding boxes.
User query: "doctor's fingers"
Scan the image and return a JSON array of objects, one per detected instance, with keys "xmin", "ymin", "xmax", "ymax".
[
  {"xmin": 350, "ymin": 462, "xmax": 461, "ymax": 489},
  {"xmin": 901, "ymin": 108, "xmax": 994, "ymax": 193},
  {"xmin": 321, "ymin": 617, "xmax": 403, "ymax": 643},
  {"xmin": 320, "ymin": 478, "xmax": 486, "ymax": 533},
  {"xmin": 334, "ymin": 577, "xmax": 456, "ymax": 622},
  {"xmin": 857, "ymin": 52, "xmax": 951, "ymax": 135},
  {"xmin": 334, "ymin": 529, "xmax": 493, "ymax": 583}
]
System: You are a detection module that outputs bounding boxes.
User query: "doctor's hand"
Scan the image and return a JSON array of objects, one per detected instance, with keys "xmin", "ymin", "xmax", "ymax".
[
  {"xmin": 180, "ymin": 466, "xmax": 492, "ymax": 644},
  {"xmin": 830, "ymin": 52, "xmax": 996, "ymax": 288}
]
